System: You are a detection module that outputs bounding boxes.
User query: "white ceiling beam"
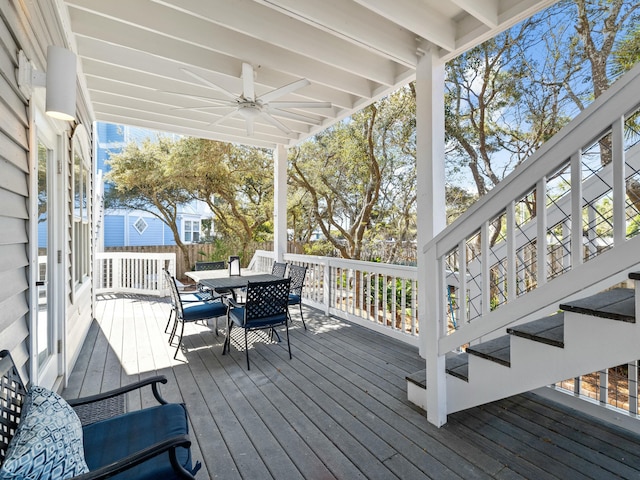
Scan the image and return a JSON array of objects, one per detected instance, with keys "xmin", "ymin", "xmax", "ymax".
[
  {"xmin": 67, "ymin": 4, "xmax": 377, "ymax": 98},
  {"xmin": 442, "ymin": 0, "xmax": 558, "ymax": 61},
  {"xmin": 153, "ymin": 0, "xmax": 399, "ymax": 86},
  {"xmin": 354, "ymin": 0, "xmax": 457, "ymax": 52},
  {"xmin": 450, "ymin": 0, "xmax": 499, "ymax": 28},
  {"xmin": 252, "ymin": 0, "xmax": 419, "ymax": 67}
]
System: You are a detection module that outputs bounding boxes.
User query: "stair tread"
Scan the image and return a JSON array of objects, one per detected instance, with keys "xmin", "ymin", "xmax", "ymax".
[
  {"xmin": 406, "ymin": 369, "xmax": 426, "ymax": 388},
  {"xmin": 466, "ymin": 335, "xmax": 511, "ymax": 367},
  {"xmin": 406, "ymin": 351, "xmax": 470, "ymax": 387},
  {"xmin": 507, "ymin": 312, "xmax": 564, "ymax": 348},
  {"xmin": 446, "ymin": 351, "xmax": 469, "ymax": 382},
  {"xmin": 559, "ymin": 288, "xmax": 635, "ymax": 323}
]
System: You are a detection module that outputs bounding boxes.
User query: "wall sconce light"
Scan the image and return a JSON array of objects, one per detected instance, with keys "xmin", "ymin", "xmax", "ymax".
[
  {"xmin": 228, "ymin": 256, "xmax": 241, "ymax": 276},
  {"xmin": 17, "ymin": 46, "xmax": 77, "ymax": 122}
]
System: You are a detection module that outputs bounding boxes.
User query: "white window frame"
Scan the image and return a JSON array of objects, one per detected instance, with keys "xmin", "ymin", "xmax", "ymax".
[
  {"xmin": 72, "ymin": 125, "xmax": 91, "ymax": 292},
  {"xmin": 184, "ymin": 219, "xmax": 201, "ymax": 243},
  {"xmin": 133, "ymin": 216, "xmax": 148, "ymax": 235}
]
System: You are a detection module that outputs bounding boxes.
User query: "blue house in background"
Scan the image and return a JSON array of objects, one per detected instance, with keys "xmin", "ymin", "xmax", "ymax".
[{"xmin": 96, "ymin": 122, "xmax": 212, "ymax": 248}]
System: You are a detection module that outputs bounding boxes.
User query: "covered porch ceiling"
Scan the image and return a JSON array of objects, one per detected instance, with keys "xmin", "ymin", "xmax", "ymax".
[{"xmin": 63, "ymin": 0, "xmax": 556, "ymax": 149}]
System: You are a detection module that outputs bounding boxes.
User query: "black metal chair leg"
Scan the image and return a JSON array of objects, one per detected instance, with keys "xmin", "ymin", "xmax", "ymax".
[
  {"xmin": 298, "ymin": 304, "xmax": 306, "ymax": 330},
  {"xmin": 245, "ymin": 330, "xmax": 250, "ymax": 370},
  {"xmin": 169, "ymin": 314, "xmax": 179, "ymax": 345},
  {"xmin": 165, "ymin": 309, "xmax": 174, "ymax": 333},
  {"xmin": 223, "ymin": 319, "xmax": 232, "ymax": 355},
  {"xmin": 285, "ymin": 322, "xmax": 292, "ymax": 360},
  {"xmin": 174, "ymin": 320, "xmax": 185, "ymax": 359},
  {"xmin": 270, "ymin": 328, "xmax": 282, "ymax": 342}
]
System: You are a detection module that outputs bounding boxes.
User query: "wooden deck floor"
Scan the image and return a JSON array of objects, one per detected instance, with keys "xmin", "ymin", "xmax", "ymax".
[{"xmin": 63, "ymin": 294, "xmax": 640, "ymax": 479}]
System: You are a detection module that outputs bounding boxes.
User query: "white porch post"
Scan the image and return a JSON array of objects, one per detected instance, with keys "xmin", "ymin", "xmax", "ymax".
[
  {"xmin": 273, "ymin": 144, "xmax": 288, "ymax": 263},
  {"xmin": 416, "ymin": 50, "xmax": 447, "ymax": 426}
]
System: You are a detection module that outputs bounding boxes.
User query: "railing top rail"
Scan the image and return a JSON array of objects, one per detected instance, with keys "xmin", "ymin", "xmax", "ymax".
[
  {"xmin": 284, "ymin": 253, "xmax": 418, "ymax": 277},
  {"xmin": 96, "ymin": 252, "xmax": 176, "ymax": 259}
]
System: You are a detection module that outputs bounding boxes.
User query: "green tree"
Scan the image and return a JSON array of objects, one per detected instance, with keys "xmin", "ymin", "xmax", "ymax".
[
  {"xmin": 171, "ymin": 138, "xmax": 273, "ymax": 260},
  {"xmin": 105, "ymin": 137, "xmax": 194, "ymax": 272},
  {"xmin": 445, "ymin": 0, "xmax": 639, "ymax": 214},
  {"xmin": 290, "ymin": 87, "xmax": 416, "ymax": 262},
  {"xmin": 612, "ymin": 24, "xmax": 640, "ymax": 76}
]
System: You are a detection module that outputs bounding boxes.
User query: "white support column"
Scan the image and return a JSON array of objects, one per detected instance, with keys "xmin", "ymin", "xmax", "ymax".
[
  {"xmin": 273, "ymin": 144, "xmax": 288, "ymax": 263},
  {"xmin": 416, "ymin": 50, "xmax": 447, "ymax": 427}
]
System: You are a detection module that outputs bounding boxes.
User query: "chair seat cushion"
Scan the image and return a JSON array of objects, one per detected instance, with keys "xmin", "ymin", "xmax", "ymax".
[
  {"xmin": 180, "ymin": 291, "xmax": 211, "ymax": 302},
  {"xmin": 288, "ymin": 294, "xmax": 301, "ymax": 305},
  {"xmin": 182, "ymin": 300, "xmax": 227, "ymax": 321},
  {"xmin": 229, "ymin": 308, "xmax": 287, "ymax": 329},
  {"xmin": 0, "ymin": 386, "xmax": 89, "ymax": 480},
  {"xmin": 82, "ymin": 403, "xmax": 192, "ymax": 480}
]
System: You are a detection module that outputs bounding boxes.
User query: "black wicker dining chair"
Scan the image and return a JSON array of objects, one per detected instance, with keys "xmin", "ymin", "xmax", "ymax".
[
  {"xmin": 163, "ymin": 269, "xmax": 214, "ymax": 334},
  {"xmin": 194, "ymin": 261, "xmax": 226, "ymax": 271},
  {"xmin": 167, "ymin": 271, "xmax": 227, "ymax": 359},
  {"xmin": 287, "ymin": 265, "xmax": 308, "ymax": 330},
  {"xmin": 223, "ymin": 278, "xmax": 292, "ymax": 370},
  {"xmin": 271, "ymin": 261, "xmax": 288, "ymax": 277}
]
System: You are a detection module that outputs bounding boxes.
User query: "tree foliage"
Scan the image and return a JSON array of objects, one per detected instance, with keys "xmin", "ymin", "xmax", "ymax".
[
  {"xmin": 171, "ymin": 138, "xmax": 274, "ymax": 260},
  {"xmin": 105, "ymin": 136, "xmax": 274, "ymax": 268},
  {"xmin": 445, "ymin": 0, "xmax": 639, "ymax": 207},
  {"xmin": 105, "ymin": 137, "xmax": 193, "ymax": 271},
  {"xmin": 289, "ymin": 86, "xmax": 416, "ymax": 261}
]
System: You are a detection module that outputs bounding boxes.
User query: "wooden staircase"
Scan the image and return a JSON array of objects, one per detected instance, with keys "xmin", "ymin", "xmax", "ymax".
[{"xmin": 407, "ymin": 273, "xmax": 640, "ymax": 416}]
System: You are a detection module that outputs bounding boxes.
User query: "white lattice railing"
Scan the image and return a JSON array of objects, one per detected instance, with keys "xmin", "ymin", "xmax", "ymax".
[
  {"xmin": 250, "ymin": 250, "xmax": 419, "ymax": 346},
  {"xmin": 423, "ymin": 62, "xmax": 640, "ymax": 423},
  {"xmin": 95, "ymin": 252, "xmax": 176, "ymax": 296}
]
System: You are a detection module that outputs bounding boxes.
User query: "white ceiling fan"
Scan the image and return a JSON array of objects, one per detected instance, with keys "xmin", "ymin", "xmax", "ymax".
[{"xmin": 173, "ymin": 63, "xmax": 331, "ymax": 136}]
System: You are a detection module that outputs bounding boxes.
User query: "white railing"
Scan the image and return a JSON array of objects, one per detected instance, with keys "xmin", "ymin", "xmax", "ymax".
[
  {"xmin": 424, "ymin": 62, "xmax": 640, "ymax": 423},
  {"xmin": 95, "ymin": 252, "xmax": 176, "ymax": 296},
  {"xmin": 251, "ymin": 250, "xmax": 419, "ymax": 346}
]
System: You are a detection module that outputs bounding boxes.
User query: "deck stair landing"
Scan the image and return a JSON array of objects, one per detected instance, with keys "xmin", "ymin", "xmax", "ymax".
[{"xmin": 408, "ymin": 275, "xmax": 639, "ymax": 416}]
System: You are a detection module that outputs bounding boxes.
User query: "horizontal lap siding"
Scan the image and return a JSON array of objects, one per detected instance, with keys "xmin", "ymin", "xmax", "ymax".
[{"xmin": 0, "ymin": 6, "xmax": 31, "ymax": 379}]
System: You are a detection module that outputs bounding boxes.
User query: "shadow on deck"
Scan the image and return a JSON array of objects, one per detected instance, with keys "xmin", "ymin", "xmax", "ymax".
[{"xmin": 62, "ymin": 294, "xmax": 640, "ymax": 479}]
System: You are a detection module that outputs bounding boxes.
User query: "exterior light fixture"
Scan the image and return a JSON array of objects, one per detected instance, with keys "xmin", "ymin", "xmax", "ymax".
[
  {"xmin": 228, "ymin": 256, "xmax": 241, "ymax": 276},
  {"xmin": 17, "ymin": 45, "xmax": 77, "ymax": 122}
]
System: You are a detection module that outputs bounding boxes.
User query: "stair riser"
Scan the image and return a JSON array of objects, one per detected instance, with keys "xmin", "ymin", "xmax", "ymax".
[{"xmin": 563, "ymin": 311, "xmax": 639, "ymax": 351}]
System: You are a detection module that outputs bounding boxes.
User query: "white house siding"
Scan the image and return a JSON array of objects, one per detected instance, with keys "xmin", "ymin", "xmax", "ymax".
[
  {"xmin": 0, "ymin": 3, "xmax": 33, "ymax": 380},
  {"xmin": 0, "ymin": 1, "xmax": 95, "ymax": 386}
]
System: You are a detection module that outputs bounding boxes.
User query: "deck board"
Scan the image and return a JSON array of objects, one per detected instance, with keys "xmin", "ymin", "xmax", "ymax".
[{"xmin": 63, "ymin": 294, "xmax": 640, "ymax": 480}]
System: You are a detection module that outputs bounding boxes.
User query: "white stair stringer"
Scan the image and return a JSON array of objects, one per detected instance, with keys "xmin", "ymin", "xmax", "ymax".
[{"xmin": 445, "ymin": 308, "xmax": 640, "ymax": 415}]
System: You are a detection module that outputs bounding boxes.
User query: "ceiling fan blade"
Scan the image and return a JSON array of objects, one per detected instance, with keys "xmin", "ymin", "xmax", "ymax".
[
  {"xmin": 245, "ymin": 117, "xmax": 255, "ymax": 136},
  {"xmin": 180, "ymin": 68, "xmax": 238, "ymax": 100},
  {"xmin": 159, "ymin": 90, "xmax": 232, "ymax": 104},
  {"xmin": 242, "ymin": 63, "xmax": 255, "ymax": 101},
  {"xmin": 209, "ymin": 110, "xmax": 238, "ymax": 127},
  {"xmin": 259, "ymin": 78, "xmax": 310, "ymax": 104},
  {"xmin": 265, "ymin": 107, "xmax": 322, "ymax": 124},
  {"xmin": 260, "ymin": 111, "xmax": 292, "ymax": 134},
  {"xmin": 171, "ymin": 105, "xmax": 234, "ymax": 112},
  {"xmin": 268, "ymin": 101, "xmax": 332, "ymax": 109}
]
